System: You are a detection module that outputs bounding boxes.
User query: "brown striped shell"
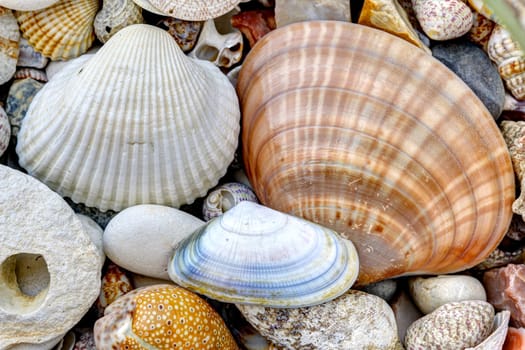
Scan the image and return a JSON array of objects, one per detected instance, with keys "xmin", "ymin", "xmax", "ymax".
[
  {"xmin": 237, "ymin": 21, "xmax": 515, "ymax": 285},
  {"xmin": 15, "ymin": 0, "xmax": 99, "ymax": 60}
]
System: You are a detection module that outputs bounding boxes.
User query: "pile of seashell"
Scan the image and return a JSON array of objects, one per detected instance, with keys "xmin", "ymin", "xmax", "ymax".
[{"xmin": 1, "ymin": 0, "xmax": 525, "ymax": 349}]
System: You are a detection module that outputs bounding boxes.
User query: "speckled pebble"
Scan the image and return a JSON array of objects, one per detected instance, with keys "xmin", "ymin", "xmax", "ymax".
[
  {"xmin": 5, "ymin": 78, "xmax": 44, "ymax": 138},
  {"xmin": 409, "ymin": 275, "xmax": 487, "ymax": 314},
  {"xmin": 404, "ymin": 300, "xmax": 494, "ymax": 349},
  {"xmin": 432, "ymin": 40, "xmax": 505, "ymax": 119},
  {"xmin": 237, "ymin": 290, "xmax": 402, "ymax": 350}
]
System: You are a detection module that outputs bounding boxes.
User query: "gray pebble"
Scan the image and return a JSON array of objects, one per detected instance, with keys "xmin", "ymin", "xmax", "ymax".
[{"xmin": 432, "ymin": 40, "xmax": 505, "ymax": 119}]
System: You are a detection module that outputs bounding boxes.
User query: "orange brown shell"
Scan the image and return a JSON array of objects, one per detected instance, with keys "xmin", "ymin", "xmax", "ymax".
[
  {"xmin": 237, "ymin": 21, "xmax": 515, "ymax": 285},
  {"xmin": 94, "ymin": 284, "xmax": 239, "ymax": 349}
]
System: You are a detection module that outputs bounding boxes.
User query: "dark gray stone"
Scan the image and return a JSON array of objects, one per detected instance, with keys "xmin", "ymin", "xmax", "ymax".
[{"xmin": 432, "ymin": 40, "xmax": 505, "ymax": 119}]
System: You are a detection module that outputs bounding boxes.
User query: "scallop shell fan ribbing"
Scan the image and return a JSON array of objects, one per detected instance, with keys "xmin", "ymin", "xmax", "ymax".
[
  {"xmin": 147, "ymin": 0, "xmax": 242, "ymax": 20},
  {"xmin": 237, "ymin": 21, "xmax": 514, "ymax": 285},
  {"xmin": 15, "ymin": 0, "xmax": 99, "ymax": 60},
  {"xmin": 16, "ymin": 24, "xmax": 240, "ymax": 212},
  {"xmin": 169, "ymin": 201, "xmax": 360, "ymax": 308}
]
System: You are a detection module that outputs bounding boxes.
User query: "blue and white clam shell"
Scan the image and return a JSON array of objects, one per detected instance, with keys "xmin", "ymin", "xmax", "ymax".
[{"xmin": 168, "ymin": 201, "xmax": 359, "ymax": 308}]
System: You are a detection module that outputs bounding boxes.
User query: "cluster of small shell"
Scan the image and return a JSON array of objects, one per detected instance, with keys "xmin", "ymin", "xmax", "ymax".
[{"xmin": 1, "ymin": 0, "xmax": 525, "ymax": 349}]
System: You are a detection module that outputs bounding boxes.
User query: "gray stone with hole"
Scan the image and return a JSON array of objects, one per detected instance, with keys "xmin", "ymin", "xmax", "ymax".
[{"xmin": 0, "ymin": 165, "xmax": 103, "ymax": 349}]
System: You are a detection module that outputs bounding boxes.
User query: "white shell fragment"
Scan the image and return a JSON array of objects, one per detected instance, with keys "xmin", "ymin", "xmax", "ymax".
[
  {"xmin": 104, "ymin": 204, "xmax": 205, "ymax": 279},
  {"xmin": 237, "ymin": 290, "xmax": 402, "ymax": 350},
  {"xmin": 203, "ymin": 182, "xmax": 258, "ymax": 221},
  {"xmin": 408, "ymin": 275, "xmax": 487, "ymax": 314},
  {"xmin": 17, "ymin": 38, "xmax": 48, "ymax": 69},
  {"xmin": 188, "ymin": 18, "xmax": 243, "ymax": 68},
  {"xmin": 16, "ymin": 24, "xmax": 240, "ymax": 212},
  {"xmin": 0, "ymin": 7, "xmax": 19, "ymax": 85},
  {"xmin": 0, "ymin": 165, "xmax": 102, "ymax": 349},
  {"xmin": 169, "ymin": 201, "xmax": 360, "ymax": 308},
  {"xmin": 404, "ymin": 300, "xmax": 495, "ymax": 349}
]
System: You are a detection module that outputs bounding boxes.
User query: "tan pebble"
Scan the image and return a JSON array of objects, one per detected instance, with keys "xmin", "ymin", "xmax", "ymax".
[
  {"xmin": 412, "ymin": 0, "xmax": 474, "ymax": 40},
  {"xmin": 408, "ymin": 275, "xmax": 487, "ymax": 314},
  {"xmin": 404, "ymin": 300, "xmax": 494, "ymax": 349},
  {"xmin": 94, "ymin": 0, "xmax": 144, "ymax": 43}
]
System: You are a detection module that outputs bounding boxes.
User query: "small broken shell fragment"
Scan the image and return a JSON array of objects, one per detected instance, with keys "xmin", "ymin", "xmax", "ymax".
[
  {"xmin": 0, "ymin": 7, "xmax": 19, "ymax": 85},
  {"xmin": 0, "ymin": 106, "xmax": 10, "ymax": 157},
  {"xmin": 231, "ymin": 9, "xmax": 275, "ymax": 48},
  {"xmin": 157, "ymin": 17, "xmax": 202, "ymax": 52},
  {"xmin": 95, "ymin": 263, "xmax": 133, "ymax": 317},
  {"xmin": 501, "ymin": 120, "xmax": 525, "ymax": 220},
  {"xmin": 202, "ymin": 182, "xmax": 258, "ymax": 221},
  {"xmin": 358, "ymin": 0, "xmax": 431, "ymax": 54},
  {"xmin": 13, "ymin": 67, "xmax": 47, "ymax": 82},
  {"xmin": 169, "ymin": 201, "xmax": 360, "ymax": 308},
  {"xmin": 404, "ymin": 300, "xmax": 495, "ymax": 349}
]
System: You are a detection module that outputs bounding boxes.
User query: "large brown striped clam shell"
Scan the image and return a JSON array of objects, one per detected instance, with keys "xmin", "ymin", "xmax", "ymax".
[{"xmin": 237, "ymin": 21, "xmax": 515, "ymax": 285}]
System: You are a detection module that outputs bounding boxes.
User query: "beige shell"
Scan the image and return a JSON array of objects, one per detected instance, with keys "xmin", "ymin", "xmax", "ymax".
[
  {"xmin": 147, "ymin": 0, "xmax": 242, "ymax": 20},
  {"xmin": 94, "ymin": 0, "xmax": 144, "ymax": 44},
  {"xmin": 412, "ymin": 0, "xmax": 474, "ymax": 40},
  {"xmin": 500, "ymin": 120, "xmax": 525, "ymax": 220},
  {"xmin": 0, "ymin": 7, "xmax": 19, "ymax": 85},
  {"xmin": 237, "ymin": 21, "xmax": 514, "ymax": 285},
  {"xmin": 468, "ymin": 311, "xmax": 511, "ymax": 350},
  {"xmin": 15, "ymin": 0, "xmax": 99, "ymax": 60},
  {"xmin": 487, "ymin": 25, "xmax": 525, "ymax": 100},
  {"xmin": 130, "ymin": 0, "xmax": 165, "ymax": 15},
  {"xmin": 16, "ymin": 24, "xmax": 240, "ymax": 212},
  {"xmin": 404, "ymin": 300, "xmax": 494, "ymax": 349},
  {"xmin": 0, "ymin": 106, "xmax": 10, "ymax": 157}
]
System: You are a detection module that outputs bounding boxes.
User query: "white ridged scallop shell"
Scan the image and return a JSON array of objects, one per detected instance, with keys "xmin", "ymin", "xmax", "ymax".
[
  {"xmin": 168, "ymin": 201, "xmax": 360, "ymax": 308},
  {"xmin": 0, "ymin": 0, "xmax": 59, "ymax": 11},
  {"xmin": 0, "ymin": 7, "xmax": 19, "ymax": 85},
  {"xmin": 202, "ymin": 182, "xmax": 258, "ymax": 221},
  {"xmin": 487, "ymin": 25, "xmax": 525, "ymax": 100},
  {"xmin": 15, "ymin": 0, "xmax": 99, "ymax": 60},
  {"xmin": 16, "ymin": 24, "xmax": 240, "ymax": 212},
  {"xmin": 94, "ymin": 0, "xmax": 144, "ymax": 44}
]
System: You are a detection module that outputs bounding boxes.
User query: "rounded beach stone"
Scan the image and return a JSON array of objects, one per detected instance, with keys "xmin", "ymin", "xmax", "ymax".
[
  {"xmin": 431, "ymin": 40, "xmax": 505, "ymax": 119},
  {"xmin": 409, "ymin": 275, "xmax": 487, "ymax": 314},
  {"xmin": 103, "ymin": 204, "xmax": 205, "ymax": 279},
  {"xmin": 0, "ymin": 165, "xmax": 102, "ymax": 349},
  {"xmin": 237, "ymin": 290, "xmax": 402, "ymax": 349},
  {"xmin": 404, "ymin": 300, "xmax": 494, "ymax": 349}
]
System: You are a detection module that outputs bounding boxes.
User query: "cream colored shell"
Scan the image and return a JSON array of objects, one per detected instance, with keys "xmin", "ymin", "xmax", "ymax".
[
  {"xmin": 15, "ymin": 0, "xmax": 99, "ymax": 60},
  {"xmin": 16, "ymin": 24, "xmax": 240, "ymax": 212},
  {"xmin": 147, "ymin": 0, "xmax": 242, "ymax": 20},
  {"xmin": 0, "ymin": 7, "xmax": 19, "ymax": 85},
  {"xmin": 487, "ymin": 25, "xmax": 525, "ymax": 100}
]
